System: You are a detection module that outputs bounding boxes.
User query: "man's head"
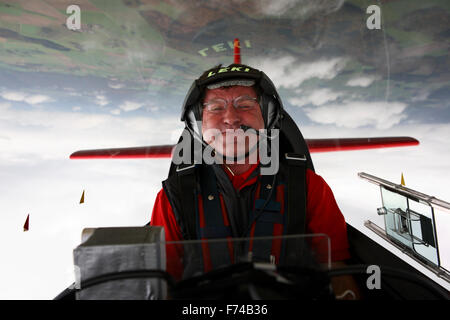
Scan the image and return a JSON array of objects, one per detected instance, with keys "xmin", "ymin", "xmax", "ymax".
[
  {"xmin": 180, "ymin": 63, "xmax": 284, "ymax": 161},
  {"xmin": 201, "ymin": 85, "xmax": 264, "ymax": 160},
  {"xmin": 177, "ymin": 62, "xmax": 314, "ymax": 172}
]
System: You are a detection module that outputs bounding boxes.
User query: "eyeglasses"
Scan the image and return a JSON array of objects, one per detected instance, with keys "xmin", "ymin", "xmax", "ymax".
[{"xmin": 203, "ymin": 96, "xmax": 259, "ymax": 113}]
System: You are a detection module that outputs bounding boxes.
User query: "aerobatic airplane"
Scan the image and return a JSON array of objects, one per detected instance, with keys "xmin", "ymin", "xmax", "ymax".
[
  {"xmin": 63, "ymin": 40, "xmax": 449, "ymax": 300},
  {"xmin": 1, "ymin": 0, "xmax": 448, "ymax": 301}
]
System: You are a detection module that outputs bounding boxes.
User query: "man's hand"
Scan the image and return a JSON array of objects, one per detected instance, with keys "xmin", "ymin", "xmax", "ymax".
[{"xmin": 328, "ymin": 261, "xmax": 362, "ymax": 300}]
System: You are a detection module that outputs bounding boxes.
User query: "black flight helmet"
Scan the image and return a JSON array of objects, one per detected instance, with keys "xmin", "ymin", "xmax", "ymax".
[{"xmin": 178, "ymin": 41, "xmax": 314, "ymax": 171}]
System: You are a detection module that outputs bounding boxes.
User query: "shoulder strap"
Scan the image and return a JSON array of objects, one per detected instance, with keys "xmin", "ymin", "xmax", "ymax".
[
  {"xmin": 197, "ymin": 165, "xmax": 233, "ymax": 270},
  {"xmin": 282, "ymin": 153, "xmax": 307, "ymax": 265},
  {"xmin": 175, "ymin": 163, "xmax": 197, "ymax": 240},
  {"xmin": 249, "ymin": 173, "xmax": 281, "ymax": 262},
  {"xmin": 198, "ymin": 165, "xmax": 232, "ymax": 239},
  {"xmin": 285, "ymin": 153, "xmax": 307, "ymax": 235}
]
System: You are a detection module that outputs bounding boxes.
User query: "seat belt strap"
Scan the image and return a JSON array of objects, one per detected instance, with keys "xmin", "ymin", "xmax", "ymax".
[
  {"xmin": 285, "ymin": 153, "xmax": 307, "ymax": 235},
  {"xmin": 250, "ymin": 174, "xmax": 281, "ymax": 262},
  {"xmin": 176, "ymin": 163, "xmax": 197, "ymax": 240},
  {"xmin": 198, "ymin": 165, "xmax": 233, "ymax": 270},
  {"xmin": 282, "ymin": 153, "xmax": 307, "ymax": 265}
]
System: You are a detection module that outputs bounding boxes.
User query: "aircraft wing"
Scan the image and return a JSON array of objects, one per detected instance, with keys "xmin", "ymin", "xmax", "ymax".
[
  {"xmin": 70, "ymin": 137, "xmax": 419, "ymax": 159},
  {"xmin": 306, "ymin": 136, "xmax": 419, "ymax": 153}
]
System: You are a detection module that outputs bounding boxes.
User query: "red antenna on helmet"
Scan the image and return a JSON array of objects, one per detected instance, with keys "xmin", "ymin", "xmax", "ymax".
[{"xmin": 234, "ymin": 38, "xmax": 241, "ymax": 64}]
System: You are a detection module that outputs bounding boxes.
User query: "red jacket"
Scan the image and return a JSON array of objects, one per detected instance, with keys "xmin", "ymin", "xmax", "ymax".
[{"xmin": 151, "ymin": 165, "xmax": 350, "ymax": 279}]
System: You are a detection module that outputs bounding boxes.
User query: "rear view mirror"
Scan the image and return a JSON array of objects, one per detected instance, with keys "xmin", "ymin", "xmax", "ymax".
[
  {"xmin": 358, "ymin": 172, "xmax": 450, "ymax": 284},
  {"xmin": 379, "ymin": 186, "xmax": 437, "ymax": 265}
]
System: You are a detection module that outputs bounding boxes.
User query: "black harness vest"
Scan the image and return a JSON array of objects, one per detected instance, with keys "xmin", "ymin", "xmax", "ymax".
[{"xmin": 162, "ymin": 153, "xmax": 308, "ymax": 276}]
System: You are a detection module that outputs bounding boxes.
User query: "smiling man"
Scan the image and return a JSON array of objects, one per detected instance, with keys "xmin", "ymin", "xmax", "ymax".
[
  {"xmin": 201, "ymin": 85, "xmax": 263, "ymax": 174},
  {"xmin": 150, "ymin": 63, "xmax": 359, "ymax": 299}
]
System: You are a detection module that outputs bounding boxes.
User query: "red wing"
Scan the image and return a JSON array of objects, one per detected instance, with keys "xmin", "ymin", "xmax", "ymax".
[
  {"xmin": 306, "ymin": 137, "xmax": 419, "ymax": 153},
  {"xmin": 70, "ymin": 145, "xmax": 174, "ymax": 159},
  {"xmin": 70, "ymin": 137, "xmax": 419, "ymax": 159}
]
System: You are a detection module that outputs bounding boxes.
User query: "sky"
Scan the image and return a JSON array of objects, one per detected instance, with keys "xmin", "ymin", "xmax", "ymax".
[
  {"xmin": 0, "ymin": 0, "xmax": 449, "ymax": 299},
  {"xmin": 1, "ymin": 88, "xmax": 449, "ymax": 299}
]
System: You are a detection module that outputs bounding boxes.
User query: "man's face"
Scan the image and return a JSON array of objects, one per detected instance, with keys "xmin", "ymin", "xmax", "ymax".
[{"xmin": 201, "ymin": 85, "xmax": 264, "ymax": 160}]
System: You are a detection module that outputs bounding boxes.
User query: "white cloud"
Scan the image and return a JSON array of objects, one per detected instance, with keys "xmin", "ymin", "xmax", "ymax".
[
  {"xmin": 0, "ymin": 102, "xmax": 183, "ymax": 164},
  {"xmin": 0, "ymin": 158, "xmax": 171, "ymax": 299},
  {"xmin": 0, "ymin": 100, "xmax": 188, "ymax": 298},
  {"xmin": 1, "ymin": 98, "xmax": 450, "ymax": 298},
  {"xmin": 258, "ymin": 0, "xmax": 344, "ymax": 18},
  {"xmin": 147, "ymin": 105, "xmax": 159, "ymax": 112},
  {"xmin": 108, "ymin": 82, "xmax": 125, "ymax": 89},
  {"xmin": 95, "ymin": 95, "xmax": 109, "ymax": 106},
  {"xmin": 289, "ymin": 88, "xmax": 343, "ymax": 107},
  {"xmin": 1, "ymin": 91, "xmax": 27, "ymax": 102},
  {"xmin": 2, "ymin": 119, "xmax": 450, "ymax": 298},
  {"xmin": 0, "ymin": 102, "xmax": 11, "ymax": 111},
  {"xmin": 346, "ymin": 75, "xmax": 379, "ymax": 87},
  {"xmin": 72, "ymin": 106, "xmax": 82, "ymax": 112},
  {"xmin": 110, "ymin": 108, "xmax": 121, "ymax": 115},
  {"xmin": 304, "ymin": 101, "xmax": 408, "ymax": 129},
  {"xmin": 1, "ymin": 91, "xmax": 51, "ymax": 105},
  {"xmin": 259, "ymin": 0, "xmax": 298, "ymax": 16},
  {"xmin": 119, "ymin": 101, "xmax": 144, "ymax": 112},
  {"xmin": 25, "ymin": 94, "xmax": 51, "ymax": 105},
  {"xmin": 252, "ymin": 56, "xmax": 348, "ymax": 89}
]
